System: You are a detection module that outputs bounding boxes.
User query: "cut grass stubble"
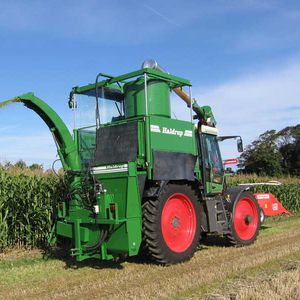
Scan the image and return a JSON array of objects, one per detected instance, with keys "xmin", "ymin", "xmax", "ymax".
[{"xmin": 0, "ymin": 216, "xmax": 300, "ymax": 300}]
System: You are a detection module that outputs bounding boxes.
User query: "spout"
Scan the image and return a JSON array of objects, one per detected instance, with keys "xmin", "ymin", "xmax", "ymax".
[
  {"xmin": 142, "ymin": 59, "xmax": 166, "ymax": 72},
  {"xmin": 0, "ymin": 93, "xmax": 80, "ymax": 171}
]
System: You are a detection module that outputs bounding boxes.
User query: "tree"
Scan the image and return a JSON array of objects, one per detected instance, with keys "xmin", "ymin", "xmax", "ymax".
[
  {"xmin": 277, "ymin": 124, "xmax": 300, "ymax": 176},
  {"xmin": 29, "ymin": 163, "xmax": 43, "ymax": 171},
  {"xmin": 14, "ymin": 160, "xmax": 27, "ymax": 170},
  {"xmin": 239, "ymin": 125, "xmax": 300, "ymax": 176},
  {"xmin": 238, "ymin": 130, "xmax": 283, "ymax": 176}
]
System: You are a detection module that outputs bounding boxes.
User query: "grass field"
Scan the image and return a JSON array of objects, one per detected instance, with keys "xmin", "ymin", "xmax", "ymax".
[{"xmin": 0, "ymin": 215, "xmax": 299, "ymax": 300}]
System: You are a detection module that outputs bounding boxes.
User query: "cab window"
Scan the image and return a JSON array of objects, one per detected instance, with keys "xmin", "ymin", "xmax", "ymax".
[{"xmin": 203, "ymin": 134, "xmax": 223, "ymax": 184}]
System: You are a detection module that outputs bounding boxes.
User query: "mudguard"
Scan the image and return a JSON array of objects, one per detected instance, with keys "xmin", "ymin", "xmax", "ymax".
[
  {"xmin": 225, "ymin": 185, "xmax": 253, "ymax": 206},
  {"xmin": 224, "ymin": 185, "xmax": 263, "ymax": 224}
]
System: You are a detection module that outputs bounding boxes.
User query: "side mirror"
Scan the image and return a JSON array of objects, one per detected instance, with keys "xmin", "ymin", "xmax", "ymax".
[{"xmin": 237, "ymin": 138, "xmax": 243, "ymax": 152}]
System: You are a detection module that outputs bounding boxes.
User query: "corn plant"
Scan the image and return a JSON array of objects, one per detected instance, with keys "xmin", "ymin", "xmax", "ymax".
[{"xmin": 0, "ymin": 169, "xmax": 63, "ymax": 251}]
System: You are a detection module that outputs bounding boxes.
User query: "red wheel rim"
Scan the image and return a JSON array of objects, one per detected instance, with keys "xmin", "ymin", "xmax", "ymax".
[
  {"xmin": 234, "ymin": 197, "xmax": 259, "ymax": 240},
  {"xmin": 161, "ymin": 193, "xmax": 197, "ymax": 253}
]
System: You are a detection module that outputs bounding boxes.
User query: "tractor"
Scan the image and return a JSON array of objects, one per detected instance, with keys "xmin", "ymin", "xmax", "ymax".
[{"xmin": 0, "ymin": 60, "xmax": 260, "ymax": 264}]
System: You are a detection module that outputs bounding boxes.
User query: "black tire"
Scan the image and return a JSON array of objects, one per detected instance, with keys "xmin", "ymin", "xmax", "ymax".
[
  {"xmin": 142, "ymin": 183, "xmax": 201, "ymax": 265},
  {"xmin": 226, "ymin": 191, "xmax": 260, "ymax": 246}
]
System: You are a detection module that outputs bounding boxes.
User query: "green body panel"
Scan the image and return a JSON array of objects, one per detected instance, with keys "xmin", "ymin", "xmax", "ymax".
[
  {"xmin": 92, "ymin": 162, "xmax": 142, "ymax": 256},
  {"xmin": 206, "ymin": 181, "xmax": 224, "ymax": 195},
  {"xmin": 56, "ymin": 221, "xmax": 89, "ymax": 242},
  {"xmin": 148, "ymin": 116, "xmax": 196, "ymax": 155},
  {"xmin": 124, "ymin": 78, "xmax": 171, "ymax": 118}
]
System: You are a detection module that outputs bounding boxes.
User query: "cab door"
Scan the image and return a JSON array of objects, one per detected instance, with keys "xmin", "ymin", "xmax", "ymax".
[{"xmin": 201, "ymin": 130, "xmax": 224, "ymax": 195}]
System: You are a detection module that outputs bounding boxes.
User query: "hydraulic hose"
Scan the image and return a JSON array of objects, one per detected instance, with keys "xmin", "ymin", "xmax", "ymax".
[{"xmin": 84, "ymin": 226, "xmax": 108, "ymax": 251}]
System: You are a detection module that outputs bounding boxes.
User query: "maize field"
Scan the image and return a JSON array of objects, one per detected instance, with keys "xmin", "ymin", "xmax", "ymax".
[
  {"xmin": 0, "ymin": 168, "xmax": 299, "ymax": 251},
  {"xmin": 0, "ymin": 168, "xmax": 62, "ymax": 251}
]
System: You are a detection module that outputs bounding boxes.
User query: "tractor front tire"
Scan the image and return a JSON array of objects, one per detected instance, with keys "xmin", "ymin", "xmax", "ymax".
[
  {"xmin": 226, "ymin": 191, "xmax": 260, "ymax": 246},
  {"xmin": 142, "ymin": 183, "xmax": 201, "ymax": 265}
]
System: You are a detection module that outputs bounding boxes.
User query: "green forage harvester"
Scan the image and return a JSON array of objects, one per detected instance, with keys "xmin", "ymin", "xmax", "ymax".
[{"xmin": 0, "ymin": 60, "xmax": 261, "ymax": 264}]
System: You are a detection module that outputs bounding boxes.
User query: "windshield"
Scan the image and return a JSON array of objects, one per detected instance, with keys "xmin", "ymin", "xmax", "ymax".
[{"xmin": 74, "ymin": 87, "xmax": 124, "ymax": 128}]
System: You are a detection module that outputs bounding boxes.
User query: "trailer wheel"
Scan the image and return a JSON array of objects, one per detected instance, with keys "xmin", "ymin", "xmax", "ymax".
[
  {"xmin": 142, "ymin": 183, "xmax": 201, "ymax": 264},
  {"xmin": 226, "ymin": 191, "xmax": 260, "ymax": 246}
]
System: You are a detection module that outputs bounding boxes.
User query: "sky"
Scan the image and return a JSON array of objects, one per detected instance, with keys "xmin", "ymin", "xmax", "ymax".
[{"xmin": 0, "ymin": 0, "xmax": 300, "ymax": 168}]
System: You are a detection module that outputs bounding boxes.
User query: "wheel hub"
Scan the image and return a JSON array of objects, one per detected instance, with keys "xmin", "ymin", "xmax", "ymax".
[
  {"xmin": 172, "ymin": 217, "xmax": 180, "ymax": 228},
  {"xmin": 244, "ymin": 214, "xmax": 253, "ymax": 225}
]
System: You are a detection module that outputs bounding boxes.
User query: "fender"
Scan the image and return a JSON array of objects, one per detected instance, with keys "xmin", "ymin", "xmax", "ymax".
[
  {"xmin": 226, "ymin": 185, "xmax": 252, "ymax": 200},
  {"xmin": 225, "ymin": 185, "xmax": 256, "ymax": 211}
]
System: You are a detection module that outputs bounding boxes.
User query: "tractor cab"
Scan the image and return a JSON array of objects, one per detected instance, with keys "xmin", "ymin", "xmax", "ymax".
[
  {"xmin": 72, "ymin": 86, "xmax": 124, "ymax": 128},
  {"xmin": 69, "ymin": 84, "xmax": 125, "ymax": 168}
]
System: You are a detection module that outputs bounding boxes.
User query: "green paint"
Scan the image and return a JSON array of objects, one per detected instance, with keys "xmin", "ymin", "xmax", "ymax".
[
  {"xmin": 149, "ymin": 116, "xmax": 196, "ymax": 154},
  {"xmin": 124, "ymin": 78, "xmax": 171, "ymax": 118}
]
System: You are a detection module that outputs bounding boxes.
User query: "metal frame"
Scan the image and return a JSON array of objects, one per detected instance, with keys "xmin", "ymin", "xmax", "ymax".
[{"xmin": 73, "ymin": 68, "xmax": 191, "ymax": 97}]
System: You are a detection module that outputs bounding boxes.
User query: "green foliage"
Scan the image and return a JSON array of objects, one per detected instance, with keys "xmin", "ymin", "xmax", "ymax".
[
  {"xmin": 239, "ymin": 130, "xmax": 283, "ymax": 176},
  {"xmin": 29, "ymin": 163, "xmax": 43, "ymax": 171},
  {"xmin": 0, "ymin": 169, "xmax": 62, "ymax": 251},
  {"xmin": 239, "ymin": 125, "xmax": 300, "ymax": 176},
  {"xmin": 278, "ymin": 124, "xmax": 300, "ymax": 176},
  {"xmin": 14, "ymin": 160, "xmax": 27, "ymax": 170},
  {"xmin": 0, "ymin": 98, "xmax": 18, "ymax": 108}
]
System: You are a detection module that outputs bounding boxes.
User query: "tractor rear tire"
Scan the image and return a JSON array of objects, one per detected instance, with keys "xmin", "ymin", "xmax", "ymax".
[
  {"xmin": 142, "ymin": 183, "xmax": 201, "ymax": 265},
  {"xmin": 226, "ymin": 191, "xmax": 260, "ymax": 246}
]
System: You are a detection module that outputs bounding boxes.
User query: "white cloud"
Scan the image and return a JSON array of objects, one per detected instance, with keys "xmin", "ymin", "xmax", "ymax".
[{"xmin": 193, "ymin": 60, "xmax": 300, "ymax": 159}]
